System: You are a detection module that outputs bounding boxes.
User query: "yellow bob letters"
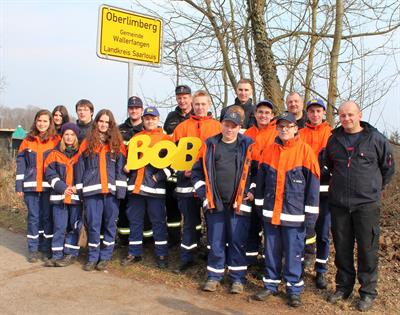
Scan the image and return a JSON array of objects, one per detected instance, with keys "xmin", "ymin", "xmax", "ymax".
[{"xmin": 126, "ymin": 135, "xmax": 202, "ymax": 171}]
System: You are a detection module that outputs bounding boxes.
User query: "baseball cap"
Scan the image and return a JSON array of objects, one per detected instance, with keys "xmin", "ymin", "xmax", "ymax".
[
  {"xmin": 256, "ymin": 100, "xmax": 274, "ymax": 111},
  {"xmin": 276, "ymin": 112, "xmax": 297, "ymax": 125},
  {"xmin": 61, "ymin": 122, "xmax": 80, "ymax": 136},
  {"xmin": 143, "ymin": 107, "xmax": 160, "ymax": 117},
  {"xmin": 175, "ymin": 85, "xmax": 191, "ymax": 95},
  {"xmin": 222, "ymin": 111, "xmax": 242, "ymax": 126},
  {"xmin": 306, "ymin": 98, "xmax": 326, "ymax": 110},
  {"xmin": 127, "ymin": 96, "xmax": 143, "ymax": 108}
]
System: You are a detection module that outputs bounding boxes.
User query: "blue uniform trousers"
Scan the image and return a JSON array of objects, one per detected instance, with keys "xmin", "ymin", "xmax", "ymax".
[
  {"xmin": 245, "ymin": 206, "xmax": 262, "ymax": 265},
  {"xmin": 85, "ymin": 194, "xmax": 119, "ymax": 262},
  {"xmin": 51, "ymin": 203, "xmax": 81, "ymax": 260},
  {"xmin": 205, "ymin": 207, "xmax": 250, "ymax": 283},
  {"xmin": 263, "ymin": 223, "xmax": 305, "ymax": 295},
  {"xmin": 24, "ymin": 192, "xmax": 52, "ymax": 254},
  {"xmin": 315, "ymin": 196, "xmax": 331, "ymax": 273},
  {"xmin": 177, "ymin": 197, "xmax": 201, "ymax": 263},
  {"xmin": 126, "ymin": 194, "xmax": 168, "ymax": 257}
]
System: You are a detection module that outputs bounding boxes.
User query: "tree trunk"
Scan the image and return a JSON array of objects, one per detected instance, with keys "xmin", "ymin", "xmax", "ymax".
[
  {"xmin": 247, "ymin": 0, "xmax": 283, "ymax": 112},
  {"xmin": 327, "ymin": 0, "xmax": 343, "ymax": 125}
]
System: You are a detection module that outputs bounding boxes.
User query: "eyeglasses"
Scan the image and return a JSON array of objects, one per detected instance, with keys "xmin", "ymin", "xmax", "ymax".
[{"xmin": 277, "ymin": 124, "xmax": 296, "ymax": 131}]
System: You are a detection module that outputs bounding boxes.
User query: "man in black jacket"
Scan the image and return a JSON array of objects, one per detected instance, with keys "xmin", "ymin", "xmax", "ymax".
[
  {"xmin": 285, "ymin": 92, "xmax": 307, "ymax": 129},
  {"xmin": 220, "ymin": 79, "xmax": 256, "ymax": 129},
  {"xmin": 325, "ymin": 101, "xmax": 395, "ymax": 312},
  {"xmin": 163, "ymin": 85, "xmax": 193, "ymax": 135}
]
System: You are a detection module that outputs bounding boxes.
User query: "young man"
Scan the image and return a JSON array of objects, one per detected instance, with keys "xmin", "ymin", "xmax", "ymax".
[
  {"xmin": 254, "ymin": 112, "xmax": 320, "ymax": 307},
  {"xmin": 117, "ymin": 96, "xmax": 145, "ymax": 245},
  {"xmin": 164, "ymin": 85, "xmax": 193, "ymax": 135},
  {"xmin": 192, "ymin": 111, "xmax": 255, "ymax": 294},
  {"xmin": 220, "ymin": 79, "xmax": 256, "ymax": 129},
  {"xmin": 299, "ymin": 99, "xmax": 332, "ymax": 289},
  {"xmin": 75, "ymin": 99, "xmax": 94, "ymax": 143},
  {"xmin": 286, "ymin": 92, "xmax": 306, "ymax": 129},
  {"xmin": 244, "ymin": 100, "xmax": 275, "ymax": 266},
  {"xmin": 122, "ymin": 107, "xmax": 171, "ymax": 269},
  {"xmin": 172, "ymin": 90, "xmax": 221, "ymax": 273},
  {"xmin": 325, "ymin": 101, "xmax": 394, "ymax": 311}
]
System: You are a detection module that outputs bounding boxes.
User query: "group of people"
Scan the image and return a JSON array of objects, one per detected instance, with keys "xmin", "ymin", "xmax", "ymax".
[{"xmin": 15, "ymin": 79, "xmax": 394, "ymax": 311}]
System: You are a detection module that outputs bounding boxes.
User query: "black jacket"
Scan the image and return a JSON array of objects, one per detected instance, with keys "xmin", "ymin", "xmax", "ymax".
[
  {"xmin": 163, "ymin": 106, "xmax": 193, "ymax": 135},
  {"xmin": 76, "ymin": 120, "xmax": 93, "ymax": 143},
  {"xmin": 324, "ymin": 121, "xmax": 394, "ymax": 208},
  {"xmin": 220, "ymin": 98, "xmax": 256, "ymax": 129},
  {"xmin": 119, "ymin": 118, "xmax": 144, "ymax": 142}
]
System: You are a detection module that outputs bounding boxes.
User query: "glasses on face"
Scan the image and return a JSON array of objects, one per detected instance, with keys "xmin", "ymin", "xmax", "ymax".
[{"xmin": 277, "ymin": 124, "xmax": 296, "ymax": 131}]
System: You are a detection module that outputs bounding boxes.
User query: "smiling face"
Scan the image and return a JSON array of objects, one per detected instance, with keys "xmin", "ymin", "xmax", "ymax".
[
  {"xmin": 143, "ymin": 115, "xmax": 160, "ymax": 131},
  {"xmin": 97, "ymin": 114, "xmax": 110, "ymax": 134},
  {"xmin": 255, "ymin": 105, "xmax": 274, "ymax": 128},
  {"xmin": 277, "ymin": 120, "xmax": 298, "ymax": 143},
  {"xmin": 236, "ymin": 82, "xmax": 253, "ymax": 104},
  {"xmin": 307, "ymin": 105, "xmax": 325, "ymax": 126},
  {"xmin": 221, "ymin": 120, "xmax": 240, "ymax": 143},
  {"xmin": 63, "ymin": 129, "xmax": 77, "ymax": 146},
  {"xmin": 339, "ymin": 101, "xmax": 362, "ymax": 133},
  {"xmin": 35, "ymin": 114, "xmax": 51, "ymax": 134},
  {"xmin": 128, "ymin": 106, "xmax": 143, "ymax": 123},
  {"xmin": 176, "ymin": 94, "xmax": 192, "ymax": 113}
]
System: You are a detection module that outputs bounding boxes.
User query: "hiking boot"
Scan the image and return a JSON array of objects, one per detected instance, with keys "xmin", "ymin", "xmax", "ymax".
[
  {"xmin": 96, "ymin": 260, "xmax": 109, "ymax": 271},
  {"xmin": 27, "ymin": 251, "xmax": 40, "ymax": 263},
  {"xmin": 327, "ymin": 290, "xmax": 352, "ymax": 304},
  {"xmin": 230, "ymin": 282, "xmax": 244, "ymax": 294},
  {"xmin": 44, "ymin": 259, "xmax": 56, "ymax": 267},
  {"xmin": 202, "ymin": 279, "xmax": 220, "ymax": 292},
  {"xmin": 173, "ymin": 261, "xmax": 195, "ymax": 274},
  {"xmin": 287, "ymin": 294, "xmax": 302, "ymax": 307},
  {"xmin": 316, "ymin": 272, "xmax": 328, "ymax": 289},
  {"xmin": 55, "ymin": 255, "xmax": 76, "ymax": 267},
  {"xmin": 253, "ymin": 288, "xmax": 277, "ymax": 301},
  {"xmin": 83, "ymin": 261, "xmax": 96, "ymax": 272},
  {"xmin": 40, "ymin": 251, "xmax": 52, "ymax": 262},
  {"xmin": 357, "ymin": 295, "xmax": 375, "ymax": 312},
  {"xmin": 120, "ymin": 255, "xmax": 142, "ymax": 266},
  {"xmin": 156, "ymin": 256, "xmax": 168, "ymax": 269}
]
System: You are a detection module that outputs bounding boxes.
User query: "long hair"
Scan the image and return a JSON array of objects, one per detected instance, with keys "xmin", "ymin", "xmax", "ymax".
[
  {"xmin": 85, "ymin": 109, "xmax": 123, "ymax": 158},
  {"xmin": 59, "ymin": 134, "xmax": 79, "ymax": 152},
  {"xmin": 26, "ymin": 109, "xmax": 57, "ymax": 142},
  {"xmin": 52, "ymin": 105, "xmax": 70, "ymax": 126}
]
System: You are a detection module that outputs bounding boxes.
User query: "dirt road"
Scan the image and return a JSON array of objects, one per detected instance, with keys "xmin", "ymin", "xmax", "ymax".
[{"xmin": 0, "ymin": 228, "xmax": 268, "ymax": 315}]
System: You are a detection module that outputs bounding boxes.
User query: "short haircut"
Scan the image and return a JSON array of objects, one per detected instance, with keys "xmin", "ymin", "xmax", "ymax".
[
  {"xmin": 237, "ymin": 78, "xmax": 253, "ymax": 87},
  {"xmin": 75, "ymin": 99, "xmax": 94, "ymax": 113},
  {"xmin": 193, "ymin": 90, "xmax": 211, "ymax": 103},
  {"xmin": 286, "ymin": 91, "xmax": 303, "ymax": 101}
]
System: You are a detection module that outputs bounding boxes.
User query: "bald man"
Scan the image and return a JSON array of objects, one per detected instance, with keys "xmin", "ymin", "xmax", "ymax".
[{"xmin": 324, "ymin": 101, "xmax": 395, "ymax": 311}]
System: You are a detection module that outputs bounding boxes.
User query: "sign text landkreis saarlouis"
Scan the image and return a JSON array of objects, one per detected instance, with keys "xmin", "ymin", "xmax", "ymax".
[{"xmin": 97, "ymin": 5, "xmax": 162, "ymax": 66}]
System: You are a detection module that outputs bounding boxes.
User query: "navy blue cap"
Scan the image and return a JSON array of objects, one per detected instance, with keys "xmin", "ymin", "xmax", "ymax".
[
  {"xmin": 222, "ymin": 111, "xmax": 242, "ymax": 126},
  {"xmin": 128, "ymin": 96, "xmax": 143, "ymax": 108},
  {"xmin": 175, "ymin": 85, "xmax": 191, "ymax": 95},
  {"xmin": 276, "ymin": 112, "xmax": 297, "ymax": 125},
  {"xmin": 143, "ymin": 106, "xmax": 160, "ymax": 117},
  {"xmin": 306, "ymin": 98, "xmax": 326, "ymax": 110},
  {"xmin": 61, "ymin": 122, "xmax": 80, "ymax": 136},
  {"xmin": 256, "ymin": 99, "xmax": 274, "ymax": 111}
]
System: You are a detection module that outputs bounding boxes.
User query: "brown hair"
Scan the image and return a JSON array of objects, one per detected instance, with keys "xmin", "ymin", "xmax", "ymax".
[
  {"xmin": 52, "ymin": 105, "xmax": 70, "ymax": 126},
  {"xmin": 237, "ymin": 78, "xmax": 253, "ymax": 87},
  {"xmin": 75, "ymin": 99, "xmax": 94, "ymax": 113},
  {"xmin": 226, "ymin": 105, "xmax": 245, "ymax": 124},
  {"xmin": 26, "ymin": 109, "xmax": 57, "ymax": 142},
  {"xmin": 85, "ymin": 109, "xmax": 123, "ymax": 158}
]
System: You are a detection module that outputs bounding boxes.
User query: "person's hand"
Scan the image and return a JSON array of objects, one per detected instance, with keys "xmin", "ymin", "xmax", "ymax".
[
  {"xmin": 152, "ymin": 175, "xmax": 158, "ymax": 183},
  {"xmin": 123, "ymin": 164, "xmax": 130, "ymax": 174},
  {"xmin": 64, "ymin": 187, "xmax": 73, "ymax": 196},
  {"xmin": 71, "ymin": 186, "xmax": 77, "ymax": 194},
  {"xmin": 243, "ymin": 192, "xmax": 254, "ymax": 201},
  {"xmin": 16, "ymin": 192, "xmax": 24, "ymax": 197},
  {"xmin": 184, "ymin": 170, "xmax": 192, "ymax": 178}
]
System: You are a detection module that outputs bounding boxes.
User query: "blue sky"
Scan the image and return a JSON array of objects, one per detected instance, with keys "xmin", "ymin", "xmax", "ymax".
[{"xmin": 1, "ymin": 0, "xmax": 399, "ymax": 133}]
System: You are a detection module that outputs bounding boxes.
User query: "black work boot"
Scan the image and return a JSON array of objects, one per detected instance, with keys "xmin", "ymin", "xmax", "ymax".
[{"xmin": 316, "ymin": 272, "xmax": 328, "ymax": 289}]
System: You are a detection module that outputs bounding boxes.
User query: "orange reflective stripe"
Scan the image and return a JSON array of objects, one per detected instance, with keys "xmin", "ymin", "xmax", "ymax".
[
  {"xmin": 234, "ymin": 145, "xmax": 253, "ymax": 213},
  {"xmin": 99, "ymin": 145, "xmax": 109, "ymax": 193},
  {"xmin": 202, "ymin": 145, "xmax": 215, "ymax": 209}
]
